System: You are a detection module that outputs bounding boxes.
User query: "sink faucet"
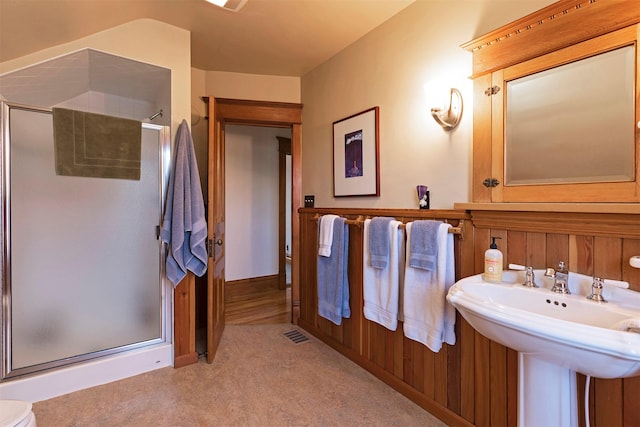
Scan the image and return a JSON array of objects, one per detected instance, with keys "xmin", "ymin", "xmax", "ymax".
[
  {"xmin": 587, "ymin": 277, "xmax": 606, "ymax": 302},
  {"xmin": 507, "ymin": 263, "xmax": 537, "ymax": 287},
  {"xmin": 522, "ymin": 266, "xmax": 537, "ymax": 287},
  {"xmin": 545, "ymin": 261, "xmax": 570, "ymax": 294}
]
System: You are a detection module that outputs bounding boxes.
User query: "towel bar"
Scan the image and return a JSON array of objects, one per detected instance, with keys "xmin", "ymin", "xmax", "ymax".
[
  {"xmin": 311, "ymin": 215, "xmax": 465, "ymax": 239},
  {"xmin": 398, "ymin": 221, "xmax": 463, "ymax": 237}
]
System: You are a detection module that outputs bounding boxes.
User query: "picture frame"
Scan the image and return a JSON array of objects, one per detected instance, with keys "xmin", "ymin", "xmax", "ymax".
[{"xmin": 332, "ymin": 106, "xmax": 380, "ymax": 197}]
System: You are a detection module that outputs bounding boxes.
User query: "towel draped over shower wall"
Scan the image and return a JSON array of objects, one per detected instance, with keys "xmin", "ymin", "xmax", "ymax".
[{"xmin": 52, "ymin": 108, "xmax": 142, "ymax": 180}]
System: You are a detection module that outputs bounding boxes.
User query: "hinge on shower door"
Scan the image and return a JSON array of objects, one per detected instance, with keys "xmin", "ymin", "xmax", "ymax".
[{"xmin": 207, "ymin": 238, "xmax": 213, "ymax": 258}]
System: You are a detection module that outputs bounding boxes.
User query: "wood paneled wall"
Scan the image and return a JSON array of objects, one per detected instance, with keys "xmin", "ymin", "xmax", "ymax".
[{"xmin": 298, "ymin": 207, "xmax": 640, "ymax": 427}]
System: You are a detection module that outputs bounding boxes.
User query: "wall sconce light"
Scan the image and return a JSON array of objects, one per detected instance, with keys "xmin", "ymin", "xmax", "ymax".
[{"xmin": 430, "ymin": 87, "xmax": 463, "ymax": 130}]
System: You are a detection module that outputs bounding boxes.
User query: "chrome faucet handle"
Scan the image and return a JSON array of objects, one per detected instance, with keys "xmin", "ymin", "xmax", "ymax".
[
  {"xmin": 587, "ymin": 277, "xmax": 606, "ymax": 303},
  {"xmin": 523, "ymin": 266, "xmax": 537, "ymax": 288},
  {"xmin": 509, "ymin": 264, "xmax": 538, "ymax": 287}
]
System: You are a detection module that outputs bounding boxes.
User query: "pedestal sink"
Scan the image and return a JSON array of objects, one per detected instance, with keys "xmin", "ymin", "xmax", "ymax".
[{"xmin": 446, "ymin": 270, "xmax": 640, "ymax": 427}]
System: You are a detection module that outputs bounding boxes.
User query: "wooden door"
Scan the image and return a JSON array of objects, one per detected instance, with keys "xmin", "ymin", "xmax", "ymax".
[{"xmin": 206, "ymin": 98, "xmax": 226, "ymax": 363}]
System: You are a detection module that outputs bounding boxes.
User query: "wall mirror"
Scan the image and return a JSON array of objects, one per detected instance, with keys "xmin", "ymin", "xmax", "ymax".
[{"xmin": 504, "ymin": 44, "xmax": 635, "ymax": 187}]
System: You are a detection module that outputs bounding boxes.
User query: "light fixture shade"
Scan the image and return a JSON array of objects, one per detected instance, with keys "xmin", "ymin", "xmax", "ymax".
[{"xmin": 431, "ymin": 88, "xmax": 463, "ymax": 130}]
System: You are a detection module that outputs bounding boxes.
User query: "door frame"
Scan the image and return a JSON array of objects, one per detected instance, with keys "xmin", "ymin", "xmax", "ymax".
[
  {"xmin": 204, "ymin": 98, "xmax": 303, "ymax": 362},
  {"xmin": 277, "ymin": 136, "xmax": 292, "ymax": 290}
]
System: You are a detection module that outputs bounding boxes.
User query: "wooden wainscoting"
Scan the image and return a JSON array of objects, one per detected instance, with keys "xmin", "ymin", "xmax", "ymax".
[
  {"xmin": 299, "ymin": 208, "xmax": 475, "ymax": 427},
  {"xmin": 298, "ymin": 207, "xmax": 640, "ymax": 427}
]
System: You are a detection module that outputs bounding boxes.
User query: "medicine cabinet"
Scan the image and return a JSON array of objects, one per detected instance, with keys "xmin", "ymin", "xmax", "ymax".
[{"xmin": 463, "ymin": 0, "xmax": 640, "ymax": 203}]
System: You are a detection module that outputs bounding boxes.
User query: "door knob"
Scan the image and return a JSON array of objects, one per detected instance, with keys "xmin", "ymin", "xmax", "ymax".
[{"xmin": 215, "ymin": 239, "xmax": 223, "ymax": 246}]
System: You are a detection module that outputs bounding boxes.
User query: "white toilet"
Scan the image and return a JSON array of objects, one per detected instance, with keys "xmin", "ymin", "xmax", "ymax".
[{"xmin": 0, "ymin": 400, "xmax": 36, "ymax": 427}]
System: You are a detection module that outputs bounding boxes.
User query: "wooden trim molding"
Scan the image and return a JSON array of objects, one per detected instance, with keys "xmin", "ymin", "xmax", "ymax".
[
  {"xmin": 470, "ymin": 210, "xmax": 640, "ymax": 239},
  {"xmin": 461, "ymin": 0, "xmax": 640, "ymax": 76},
  {"xmin": 300, "ymin": 207, "xmax": 470, "ymax": 220},
  {"xmin": 455, "ymin": 202, "xmax": 640, "ymax": 215},
  {"xmin": 214, "ymin": 98, "xmax": 303, "ymax": 126}
]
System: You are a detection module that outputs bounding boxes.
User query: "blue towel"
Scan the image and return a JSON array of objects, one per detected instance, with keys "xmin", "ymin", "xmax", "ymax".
[
  {"xmin": 408, "ymin": 220, "xmax": 441, "ymax": 271},
  {"xmin": 317, "ymin": 217, "xmax": 350, "ymax": 325},
  {"xmin": 369, "ymin": 217, "xmax": 394, "ymax": 269},
  {"xmin": 160, "ymin": 120, "xmax": 208, "ymax": 286}
]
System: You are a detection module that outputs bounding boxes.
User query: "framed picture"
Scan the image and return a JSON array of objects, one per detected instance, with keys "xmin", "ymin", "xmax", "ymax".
[{"xmin": 332, "ymin": 106, "xmax": 380, "ymax": 197}]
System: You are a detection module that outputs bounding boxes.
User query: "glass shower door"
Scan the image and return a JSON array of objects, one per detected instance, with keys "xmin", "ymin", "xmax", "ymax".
[{"xmin": 3, "ymin": 105, "xmax": 167, "ymax": 377}]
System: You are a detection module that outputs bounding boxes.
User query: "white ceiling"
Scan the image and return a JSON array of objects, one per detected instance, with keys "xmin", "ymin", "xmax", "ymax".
[{"xmin": 0, "ymin": 0, "xmax": 416, "ymax": 77}]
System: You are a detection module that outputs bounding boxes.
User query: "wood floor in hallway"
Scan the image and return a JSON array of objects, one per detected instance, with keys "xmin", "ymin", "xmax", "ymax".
[{"xmin": 225, "ymin": 284, "xmax": 291, "ymax": 325}]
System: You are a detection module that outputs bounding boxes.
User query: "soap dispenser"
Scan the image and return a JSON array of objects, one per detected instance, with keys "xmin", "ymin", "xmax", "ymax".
[{"xmin": 483, "ymin": 237, "xmax": 503, "ymax": 283}]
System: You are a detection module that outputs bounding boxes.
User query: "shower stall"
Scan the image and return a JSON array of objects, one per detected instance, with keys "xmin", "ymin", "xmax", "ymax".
[{"xmin": 0, "ymin": 49, "xmax": 174, "ymax": 395}]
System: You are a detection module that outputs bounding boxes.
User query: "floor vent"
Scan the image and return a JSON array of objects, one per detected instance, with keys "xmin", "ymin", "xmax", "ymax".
[{"xmin": 283, "ymin": 329, "xmax": 309, "ymax": 344}]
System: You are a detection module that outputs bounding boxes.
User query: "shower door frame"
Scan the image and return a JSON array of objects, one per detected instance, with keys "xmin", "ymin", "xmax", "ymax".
[{"xmin": 0, "ymin": 102, "xmax": 173, "ymax": 380}]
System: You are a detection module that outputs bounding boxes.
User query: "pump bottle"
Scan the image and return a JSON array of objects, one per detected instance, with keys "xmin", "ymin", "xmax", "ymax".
[{"xmin": 483, "ymin": 237, "xmax": 503, "ymax": 283}]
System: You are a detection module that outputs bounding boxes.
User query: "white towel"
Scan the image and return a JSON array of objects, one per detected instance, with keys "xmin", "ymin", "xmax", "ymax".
[
  {"xmin": 363, "ymin": 219, "xmax": 404, "ymax": 331},
  {"xmin": 402, "ymin": 222, "xmax": 456, "ymax": 352},
  {"xmin": 160, "ymin": 120, "xmax": 208, "ymax": 287},
  {"xmin": 318, "ymin": 214, "xmax": 339, "ymax": 257}
]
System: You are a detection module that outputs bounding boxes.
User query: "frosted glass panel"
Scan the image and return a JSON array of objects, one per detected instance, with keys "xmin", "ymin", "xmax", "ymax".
[
  {"xmin": 9, "ymin": 108, "xmax": 162, "ymax": 370},
  {"xmin": 505, "ymin": 46, "xmax": 635, "ymax": 185}
]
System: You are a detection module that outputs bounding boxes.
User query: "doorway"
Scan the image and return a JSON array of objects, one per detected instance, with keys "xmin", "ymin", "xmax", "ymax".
[
  {"xmin": 199, "ymin": 97, "xmax": 303, "ymax": 363},
  {"xmin": 218, "ymin": 126, "xmax": 291, "ymax": 326},
  {"xmin": 196, "ymin": 125, "xmax": 291, "ymax": 354}
]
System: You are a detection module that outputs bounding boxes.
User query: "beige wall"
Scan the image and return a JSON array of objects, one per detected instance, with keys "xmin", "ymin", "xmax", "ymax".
[
  {"xmin": 0, "ymin": 19, "xmax": 191, "ymax": 141},
  {"xmin": 191, "ymin": 68, "xmax": 209, "ymax": 195},
  {"xmin": 300, "ymin": 0, "xmax": 554, "ymax": 209},
  {"xmin": 191, "ymin": 68, "xmax": 301, "ymax": 197},
  {"xmin": 204, "ymin": 71, "xmax": 300, "ymax": 103}
]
